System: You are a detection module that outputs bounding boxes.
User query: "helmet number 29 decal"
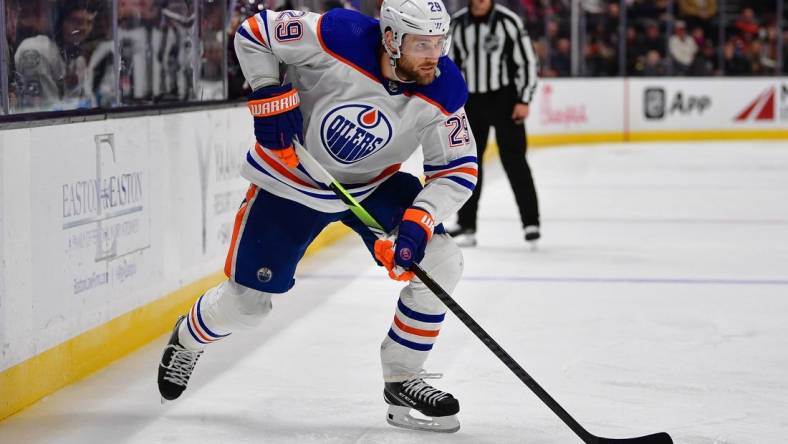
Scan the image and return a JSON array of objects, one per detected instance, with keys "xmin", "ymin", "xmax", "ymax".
[
  {"xmin": 445, "ymin": 113, "xmax": 470, "ymax": 147},
  {"xmin": 428, "ymin": 1, "xmax": 443, "ymax": 11}
]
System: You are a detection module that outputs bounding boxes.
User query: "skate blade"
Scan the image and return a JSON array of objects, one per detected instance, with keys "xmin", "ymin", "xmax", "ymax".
[{"xmin": 386, "ymin": 405, "xmax": 460, "ymax": 433}]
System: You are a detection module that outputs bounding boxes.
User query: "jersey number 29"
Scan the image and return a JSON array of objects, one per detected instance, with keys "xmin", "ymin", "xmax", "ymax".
[
  {"xmin": 275, "ymin": 11, "xmax": 306, "ymax": 42},
  {"xmin": 445, "ymin": 113, "xmax": 470, "ymax": 147}
]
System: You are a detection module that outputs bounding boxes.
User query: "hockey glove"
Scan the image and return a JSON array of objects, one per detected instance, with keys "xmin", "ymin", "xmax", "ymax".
[
  {"xmin": 374, "ymin": 207, "xmax": 434, "ymax": 281},
  {"xmin": 248, "ymin": 83, "xmax": 303, "ymax": 168}
]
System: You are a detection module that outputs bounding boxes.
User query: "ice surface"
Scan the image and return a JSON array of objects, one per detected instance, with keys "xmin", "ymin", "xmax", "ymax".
[{"xmin": 1, "ymin": 141, "xmax": 787, "ymax": 444}]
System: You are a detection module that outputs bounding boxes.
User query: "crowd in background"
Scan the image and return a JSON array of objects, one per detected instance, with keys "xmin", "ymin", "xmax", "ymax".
[
  {"xmin": 518, "ymin": 0, "xmax": 787, "ymax": 77},
  {"xmin": 1, "ymin": 0, "xmax": 786, "ymax": 115}
]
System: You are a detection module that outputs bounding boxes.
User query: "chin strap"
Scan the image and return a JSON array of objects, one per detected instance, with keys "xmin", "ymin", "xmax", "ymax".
[{"xmin": 390, "ymin": 57, "xmax": 415, "ymax": 83}]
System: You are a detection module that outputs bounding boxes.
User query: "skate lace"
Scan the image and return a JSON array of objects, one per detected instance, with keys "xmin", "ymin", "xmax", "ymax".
[
  {"xmin": 402, "ymin": 371, "xmax": 449, "ymax": 406},
  {"xmin": 162, "ymin": 345, "xmax": 203, "ymax": 387}
]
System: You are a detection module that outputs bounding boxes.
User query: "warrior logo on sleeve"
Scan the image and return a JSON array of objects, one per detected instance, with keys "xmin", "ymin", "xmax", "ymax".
[{"xmin": 320, "ymin": 104, "xmax": 394, "ymax": 164}]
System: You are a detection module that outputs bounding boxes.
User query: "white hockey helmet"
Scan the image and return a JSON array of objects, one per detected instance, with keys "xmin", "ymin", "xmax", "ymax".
[{"xmin": 379, "ymin": 0, "xmax": 452, "ymax": 59}]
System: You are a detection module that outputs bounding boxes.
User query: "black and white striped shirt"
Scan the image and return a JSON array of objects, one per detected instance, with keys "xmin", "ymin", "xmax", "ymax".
[{"xmin": 450, "ymin": 3, "xmax": 538, "ymax": 104}]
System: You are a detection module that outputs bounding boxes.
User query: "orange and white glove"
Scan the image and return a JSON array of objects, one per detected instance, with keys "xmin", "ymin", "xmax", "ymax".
[{"xmin": 374, "ymin": 207, "xmax": 434, "ymax": 281}]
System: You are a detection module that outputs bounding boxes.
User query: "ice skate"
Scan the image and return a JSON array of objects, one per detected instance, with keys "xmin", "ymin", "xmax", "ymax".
[
  {"xmin": 447, "ymin": 225, "xmax": 477, "ymax": 248},
  {"xmin": 383, "ymin": 372, "xmax": 460, "ymax": 433},
  {"xmin": 524, "ymin": 225, "xmax": 540, "ymax": 250},
  {"xmin": 158, "ymin": 315, "xmax": 203, "ymax": 402}
]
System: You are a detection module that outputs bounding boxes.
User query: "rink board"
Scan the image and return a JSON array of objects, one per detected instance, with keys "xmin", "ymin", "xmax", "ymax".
[
  {"xmin": 0, "ymin": 105, "xmax": 346, "ymax": 420},
  {"xmin": 1, "ymin": 77, "xmax": 787, "ymax": 421}
]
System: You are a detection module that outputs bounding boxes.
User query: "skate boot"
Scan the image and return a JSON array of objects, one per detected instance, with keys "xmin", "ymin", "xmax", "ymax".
[
  {"xmin": 524, "ymin": 225, "xmax": 540, "ymax": 249},
  {"xmin": 158, "ymin": 315, "xmax": 203, "ymax": 402},
  {"xmin": 447, "ymin": 225, "xmax": 477, "ymax": 248},
  {"xmin": 524, "ymin": 225, "xmax": 540, "ymax": 242},
  {"xmin": 383, "ymin": 372, "xmax": 460, "ymax": 433}
]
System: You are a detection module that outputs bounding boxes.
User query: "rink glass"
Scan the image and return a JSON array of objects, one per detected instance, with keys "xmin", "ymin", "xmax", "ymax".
[{"xmin": 0, "ymin": 0, "xmax": 785, "ymax": 117}]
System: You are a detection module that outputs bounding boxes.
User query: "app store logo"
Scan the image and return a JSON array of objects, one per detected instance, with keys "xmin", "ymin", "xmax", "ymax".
[{"xmin": 644, "ymin": 87, "xmax": 666, "ymax": 120}]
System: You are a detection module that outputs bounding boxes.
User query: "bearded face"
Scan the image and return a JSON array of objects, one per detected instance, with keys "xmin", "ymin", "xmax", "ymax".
[
  {"xmin": 390, "ymin": 34, "xmax": 446, "ymax": 85},
  {"xmin": 395, "ymin": 53, "xmax": 439, "ymax": 85}
]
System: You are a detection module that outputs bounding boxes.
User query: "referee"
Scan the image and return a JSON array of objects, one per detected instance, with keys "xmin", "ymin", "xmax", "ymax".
[{"xmin": 448, "ymin": 0, "xmax": 540, "ymax": 247}]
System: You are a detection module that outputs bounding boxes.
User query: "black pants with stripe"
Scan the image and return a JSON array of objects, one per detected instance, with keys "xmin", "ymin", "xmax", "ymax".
[{"xmin": 456, "ymin": 86, "xmax": 540, "ymax": 230}]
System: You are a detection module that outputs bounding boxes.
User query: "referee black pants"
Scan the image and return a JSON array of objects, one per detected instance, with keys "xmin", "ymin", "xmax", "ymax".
[{"xmin": 457, "ymin": 86, "xmax": 540, "ymax": 230}]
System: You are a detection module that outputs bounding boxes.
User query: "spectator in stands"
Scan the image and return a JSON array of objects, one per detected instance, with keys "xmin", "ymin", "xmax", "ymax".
[
  {"xmin": 641, "ymin": 20, "xmax": 666, "ymax": 57},
  {"xmin": 550, "ymin": 37, "xmax": 571, "ymax": 76},
  {"xmin": 689, "ymin": 39, "xmax": 718, "ymax": 75},
  {"xmin": 691, "ymin": 26, "xmax": 707, "ymax": 48},
  {"xmin": 748, "ymin": 40, "xmax": 773, "ymax": 75},
  {"xmin": 160, "ymin": 0, "xmax": 197, "ymax": 100},
  {"xmin": 3, "ymin": 0, "xmax": 20, "ymax": 110},
  {"xmin": 14, "ymin": 1, "xmax": 98, "ymax": 111},
  {"xmin": 732, "ymin": 8, "xmax": 759, "ymax": 41},
  {"xmin": 585, "ymin": 34, "xmax": 616, "ymax": 76},
  {"xmin": 602, "ymin": 1, "xmax": 621, "ymax": 40},
  {"xmin": 722, "ymin": 40, "xmax": 750, "ymax": 75},
  {"xmin": 14, "ymin": 2, "xmax": 49, "ymax": 44},
  {"xmin": 761, "ymin": 25, "xmax": 779, "ymax": 73},
  {"xmin": 533, "ymin": 39, "xmax": 548, "ymax": 76},
  {"xmin": 678, "ymin": 0, "xmax": 716, "ymax": 35},
  {"xmin": 629, "ymin": 0, "xmax": 668, "ymax": 22},
  {"xmin": 640, "ymin": 50, "xmax": 668, "ymax": 76},
  {"xmin": 783, "ymin": 30, "xmax": 788, "ymax": 74},
  {"xmin": 625, "ymin": 25, "xmax": 640, "ymax": 75},
  {"xmin": 669, "ymin": 21, "xmax": 697, "ymax": 75},
  {"xmin": 226, "ymin": 6, "xmax": 248, "ymax": 99}
]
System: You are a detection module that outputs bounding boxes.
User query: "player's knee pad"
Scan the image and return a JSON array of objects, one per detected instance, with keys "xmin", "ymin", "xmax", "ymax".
[
  {"xmin": 404, "ymin": 233, "xmax": 463, "ymax": 312},
  {"xmin": 418, "ymin": 233, "xmax": 463, "ymax": 291},
  {"xmin": 212, "ymin": 280, "xmax": 273, "ymax": 329}
]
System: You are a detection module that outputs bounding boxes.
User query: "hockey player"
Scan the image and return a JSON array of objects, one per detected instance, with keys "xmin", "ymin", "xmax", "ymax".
[{"xmin": 157, "ymin": 0, "xmax": 477, "ymax": 433}]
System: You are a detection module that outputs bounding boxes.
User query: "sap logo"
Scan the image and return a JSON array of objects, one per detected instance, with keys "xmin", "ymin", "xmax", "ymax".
[{"xmin": 320, "ymin": 104, "xmax": 393, "ymax": 164}]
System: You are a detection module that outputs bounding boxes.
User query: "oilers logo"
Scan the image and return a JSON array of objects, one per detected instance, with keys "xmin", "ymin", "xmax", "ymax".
[{"xmin": 320, "ymin": 104, "xmax": 393, "ymax": 164}]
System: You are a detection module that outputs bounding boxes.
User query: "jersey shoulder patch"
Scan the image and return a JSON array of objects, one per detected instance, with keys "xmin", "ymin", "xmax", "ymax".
[
  {"xmin": 318, "ymin": 9, "xmax": 381, "ymax": 75},
  {"xmin": 410, "ymin": 57, "xmax": 468, "ymax": 115}
]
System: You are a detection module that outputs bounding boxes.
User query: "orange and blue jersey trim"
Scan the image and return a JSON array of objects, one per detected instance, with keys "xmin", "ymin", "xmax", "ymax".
[
  {"xmin": 424, "ymin": 155, "xmax": 478, "ymax": 191},
  {"xmin": 388, "ymin": 299, "xmax": 445, "ymax": 351},
  {"xmin": 246, "ymin": 143, "xmax": 400, "ymax": 200},
  {"xmin": 238, "ymin": 12, "xmax": 271, "ymax": 48},
  {"xmin": 225, "ymin": 184, "xmax": 260, "ymax": 278}
]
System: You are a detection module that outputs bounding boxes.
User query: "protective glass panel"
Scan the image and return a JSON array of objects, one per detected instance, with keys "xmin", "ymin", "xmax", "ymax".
[
  {"xmin": 541, "ymin": 0, "xmax": 574, "ymax": 77},
  {"xmin": 783, "ymin": 0, "xmax": 787, "ymax": 74},
  {"xmin": 578, "ymin": 0, "xmax": 621, "ymax": 76},
  {"xmin": 199, "ymin": 0, "xmax": 227, "ymax": 100},
  {"xmin": 118, "ymin": 0, "xmax": 199, "ymax": 104},
  {"xmin": 9, "ymin": 0, "xmax": 113, "ymax": 113},
  {"xmin": 624, "ymin": 0, "xmax": 668, "ymax": 76},
  {"xmin": 672, "ymin": 0, "xmax": 721, "ymax": 76},
  {"xmin": 721, "ymin": 1, "xmax": 778, "ymax": 76}
]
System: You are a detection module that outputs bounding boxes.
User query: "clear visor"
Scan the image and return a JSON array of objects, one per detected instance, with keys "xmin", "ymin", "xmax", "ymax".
[{"xmin": 399, "ymin": 34, "xmax": 451, "ymax": 58}]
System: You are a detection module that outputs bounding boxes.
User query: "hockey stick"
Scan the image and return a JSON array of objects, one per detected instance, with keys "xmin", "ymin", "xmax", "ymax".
[{"xmin": 293, "ymin": 142, "xmax": 672, "ymax": 444}]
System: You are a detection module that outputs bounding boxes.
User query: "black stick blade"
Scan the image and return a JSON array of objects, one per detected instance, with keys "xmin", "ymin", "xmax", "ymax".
[{"xmin": 594, "ymin": 432, "xmax": 672, "ymax": 444}]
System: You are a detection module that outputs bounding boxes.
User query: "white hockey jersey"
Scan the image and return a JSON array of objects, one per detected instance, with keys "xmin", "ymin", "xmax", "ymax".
[{"xmin": 234, "ymin": 8, "xmax": 478, "ymax": 223}]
